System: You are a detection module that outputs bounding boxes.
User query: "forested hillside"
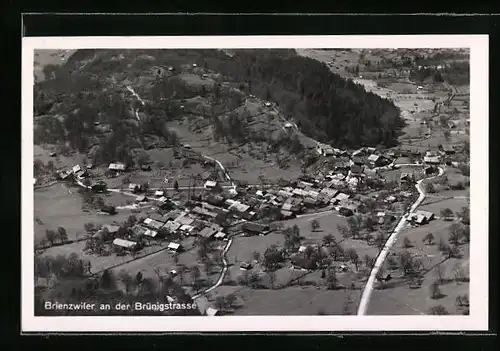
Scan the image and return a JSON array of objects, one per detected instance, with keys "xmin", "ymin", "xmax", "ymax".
[{"xmin": 33, "ymin": 48, "xmax": 404, "ymax": 166}]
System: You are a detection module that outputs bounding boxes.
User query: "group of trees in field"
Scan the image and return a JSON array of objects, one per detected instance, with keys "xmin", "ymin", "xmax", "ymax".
[
  {"xmin": 35, "ymin": 254, "xmax": 199, "ymax": 316},
  {"xmin": 39, "ymin": 227, "xmax": 69, "ymax": 248}
]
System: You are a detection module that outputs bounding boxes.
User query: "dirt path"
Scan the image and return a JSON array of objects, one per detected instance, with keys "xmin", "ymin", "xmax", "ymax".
[{"xmin": 356, "ymin": 166, "xmax": 444, "ymax": 315}]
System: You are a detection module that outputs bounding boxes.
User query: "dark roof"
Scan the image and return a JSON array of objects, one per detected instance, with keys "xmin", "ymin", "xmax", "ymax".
[
  {"xmin": 351, "ymin": 164, "xmax": 364, "ymax": 174},
  {"xmin": 242, "ymin": 222, "xmax": 269, "ymax": 233}
]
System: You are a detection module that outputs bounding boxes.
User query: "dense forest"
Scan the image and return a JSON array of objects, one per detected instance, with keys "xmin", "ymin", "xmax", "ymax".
[{"xmin": 34, "ymin": 48, "xmax": 405, "ymax": 165}]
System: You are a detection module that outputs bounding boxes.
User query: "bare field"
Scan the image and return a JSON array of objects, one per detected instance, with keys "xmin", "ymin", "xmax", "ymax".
[
  {"xmin": 34, "ymin": 184, "xmax": 133, "ymax": 244},
  {"xmin": 419, "ymin": 197, "xmax": 469, "ymax": 215}
]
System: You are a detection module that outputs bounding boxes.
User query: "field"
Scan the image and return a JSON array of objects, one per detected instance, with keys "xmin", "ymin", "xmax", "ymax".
[
  {"xmin": 367, "ymin": 214, "xmax": 470, "ymax": 315},
  {"xmin": 40, "ymin": 240, "xmax": 169, "ymax": 274},
  {"xmin": 34, "ymin": 184, "xmax": 134, "ymax": 245},
  {"xmin": 34, "ymin": 49, "xmax": 76, "ymax": 82},
  {"xmin": 230, "ymin": 286, "xmax": 361, "ymax": 315}
]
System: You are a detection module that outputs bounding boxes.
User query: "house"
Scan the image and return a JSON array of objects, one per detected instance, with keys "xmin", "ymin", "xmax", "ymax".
[
  {"xmin": 174, "ymin": 213, "xmax": 196, "ymax": 226},
  {"xmin": 49, "ymin": 152, "xmax": 57, "ymax": 157},
  {"xmin": 351, "ymin": 157, "xmax": 365, "ymax": 166},
  {"xmin": 400, "ymin": 173, "xmax": 414, "ymax": 183},
  {"xmin": 367, "ymin": 154, "xmax": 389, "ymax": 167},
  {"xmin": 339, "ymin": 207, "xmax": 354, "ymax": 217},
  {"xmin": 240, "ymin": 262, "xmax": 253, "ymax": 270},
  {"xmin": 408, "ymin": 210, "xmax": 435, "ymax": 225},
  {"xmin": 163, "ymin": 221, "xmax": 182, "ymax": 233},
  {"xmin": 113, "ymin": 238, "xmax": 138, "ymax": 251},
  {"xmin": 143, "ymin": 229, "xmax": 158, "ymax": 238},
  {"xmin": 384, "ymin": 195, "xmax": 397, "ymax": 204},
  {"xmin": 109, "ymin": 162, "xmax": 126, "ymax": 172},
  {"xmin": 154, "ymin": 190, "xmax": 164, "ymax": 197},
  {"xmin": 198, "ymin": 226, "xmax": 218, "ymax": 239},
  {"xmin": 205, "ymin": 307, "xmax": 220, "ymax": 316},
  {"xmin": 192, "ymin": 206, "xmax": 218, "ymax": 219},
  {"xmin": 297, "ymin": 181, "xmax": 314, "ymax": 189},
  {"xmin": 423, "ymin": 156, "xmax": 441, "ymax": 165},
  {"xmin": 148, "ymin": 213, "xmax": 165, "ymax": 222},
  {"xmin": 242, "ymin": 222, "xmax": 270, "ymax": 235},
  {"xmin": 214, "ymin": 231, "xmax": 227, "ymax": 240},
  {"xmin": 204, "ymin": 180, "xmax": 221, "ymax": 192},
  {"xmin": 91, "ymin": 182, "xmax": 107, "ymax": 193},
  {"xmin": 167, "ymin": 242, "xmax": 183, "ymax": 252},
  {"xmin": 303, "ymin": 197, "xmax": 318, "ymax": 207},
  {"xmin": 72, "ymin": 165, "xmax": 82, "ymax": 174},
  {"xmin": 58, "ymin": 170, "xmax": 73, "ymax": 180},
  {"xmin": 140, "ymin": 165, "xmax": 152, "ymax": 171},
  {"xmin": 102, "ymin": 224, "xmax": 120, "ymax": 235},
  {"xmin": 441, "ymin": 145, "xmax": 456, "ymax": 154},
  {"xmin": 333, "ymin": 192, "xmax": 350, "ymax": 204},
  {"xmin": 143, "ymin": 218, "xmax": 164, "ymax": 230},
  {"xmin": 350, "ymin": 164, "xmax": 364, "ymax": 176},
  {"xmin": 179, "ymin": 224, "xmax": 195, "ymax": 235},
  {"xmin": 129, "ymin": 183, "xmax": 142, "ymax": 193},
  {"xmin": 280, "ymin": 210, "xmax": 295, "ymax": 219},
  {"xmin": 136, "ymin": 195, "xmax": 148, "ymax": 203},
  {"xmin": 205, "ymin": 194, "xmax": 225, "ymax": 206}
]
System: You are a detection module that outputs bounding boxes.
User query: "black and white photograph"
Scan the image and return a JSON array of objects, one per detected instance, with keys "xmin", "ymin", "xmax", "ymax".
[{"xmin": 22, "ymin": 35, "xmax": 489, "ymax": 332}]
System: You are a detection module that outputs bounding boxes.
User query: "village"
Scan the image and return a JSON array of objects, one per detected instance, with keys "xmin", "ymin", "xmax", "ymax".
[{"xmin": 33, "ymin": 48, "xmax": 470, "ymax": 317}]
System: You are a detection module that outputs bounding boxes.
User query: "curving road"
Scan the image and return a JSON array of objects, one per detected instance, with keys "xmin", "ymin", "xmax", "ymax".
[
  {"xmin": 356, "ymin": 166, "xmax": 444, "ymax": 315},
  {"xmin": 192, "ymin": 238, "xmax": 234, "ymax": 299}
]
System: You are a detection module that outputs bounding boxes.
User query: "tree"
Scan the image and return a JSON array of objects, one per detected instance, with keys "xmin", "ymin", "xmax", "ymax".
[
  {"xmin": 118, "ymin": 269, "xmax": 134, "ymax": 295},
  {"xmin": 458, "ymin": 206, "xmax": 470, "ymax": 225},
  {"xmin": 325, "ymin": 268, "xmax": 338, "ymax": 290},
  {"xmin": 57, "ymin": 227, "xmax": 68, "ymax": 243},
  {"xmin": 374, "ymin": 231, "xmax": 386, "ymax": 249},
  {"xmin": 337, "ymin": 224, "xmax": 350, "ymax": 239},
  {"xmin": 267, "ymin": 270, "xmax": 277, "ymax": 289},
  {"xmin": 430, "ymin": 281, "xmax": 443, "ymax": 299},
  {"xmin": 82, "ymin": 178, "xmax": 92, "ymax": 187},
  {"xmin": 190, "ymin": 266, "xmax": 201, "ymax": 285},
  {"xmin": 346, "ymin": 248, "xmax": 360, "ymax": 271},
  {"xmin": 362, "ymin": 255, "xmax": 373, "ymax": 269},
  {"xmin": 443, "ymin": 130, "xmax": 451, "ymax": 142},
  {"xmin": 429, "ymin": 305, "xmax": 449, "ymax": 315},
  {"xmin": 225, "ymin": 293, "xmax": 237, "ymax": 308},
  {"xmin": 448, "ymin": 223, "xmax": 463, "ymax": 245},
  {"xmin": 423, "ymin": 233, "xmax": 435, "ymax": 245},
  {"xmin": 434, "ymin": 264, "xmax": 445, "ymax": 284},
  {"xmin": 402, "ymin": 236, "xmax": 413, "ymax": 248},
  {"xmin": 425, "ymin": 183, "xmax": 436, "ymax": 194},
  {"xmin": 252, "ymin": 251, "xmax": 261, "ymax": 263},
  {"xmin": 311, "ymin": 219, "xmax": 320, "ymax": 232},
  {"xmin": 322, "ymin": 234, "xmax": 336, "ymax": 247},
  {"xmin": 203, "ymin": 259, "xmax": 214, "ymax": 275},
  {"xmin": 174, "ymin": 180, "xmax": 179, "ymax": 192},
  {"xmin": 100, "ymin": 269, "xmax": 116, "ymax": 290},
  {"xmin": 45, "ymin": 229, "xmax": 57, "ymax": 246},
  {"xmin": 214, "ymin": 296, "xmax": 227, "ymax": 311},
  {"xmin": 440, "ymin": 208, "xmax": 454, "ymax": 220},
  {"xmin": 398, "ymin": 250, "xmax": 415, "ymax": 276}
]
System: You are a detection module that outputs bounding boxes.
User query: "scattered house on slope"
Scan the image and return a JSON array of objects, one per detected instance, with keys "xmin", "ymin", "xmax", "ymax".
[{"xmin": 441, "ymin": 145, "xmax": 456, "ymax": 155}]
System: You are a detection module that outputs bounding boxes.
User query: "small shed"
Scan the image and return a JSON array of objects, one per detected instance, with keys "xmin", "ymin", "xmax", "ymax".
[{"xmin": 167, "ymin": 242, "xmax": 183, "ymax": 252}]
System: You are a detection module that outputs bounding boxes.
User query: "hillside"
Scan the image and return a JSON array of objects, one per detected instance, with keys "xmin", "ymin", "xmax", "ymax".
[{"xmin": 33, "ymin": 49, "xmax": 404, "ymax": 172}]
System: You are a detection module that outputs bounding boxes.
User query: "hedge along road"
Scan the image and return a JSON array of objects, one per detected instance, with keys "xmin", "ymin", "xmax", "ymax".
[{"xmin": 356, "ymin": 166, "xmax": 444, "ymax": 316}]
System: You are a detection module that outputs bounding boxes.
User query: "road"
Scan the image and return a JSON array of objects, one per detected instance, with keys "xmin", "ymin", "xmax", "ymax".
[
  {"xmin": 192, "ymin": 238, "xmax": 234, "ymax": 299},
  {"xmin": 356, "ymin": 166, "xmax": 444, "ymax": 316}
]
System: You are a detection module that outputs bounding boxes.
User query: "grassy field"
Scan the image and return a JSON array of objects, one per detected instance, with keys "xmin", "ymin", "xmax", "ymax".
[
  {"xmin": 367, "ymin": 214, "xmax": 470, "ymax": 315},
  {"xmin": 230, "ymin": 286, "xmax": 361, "ymax": 315},
  {"xmin": 34, "ymin": 184, "xmax": 134, "ymax": 245},
  {"xmin": 34, "ymin": 49, "xmax": 76, "ymax": 82}
]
